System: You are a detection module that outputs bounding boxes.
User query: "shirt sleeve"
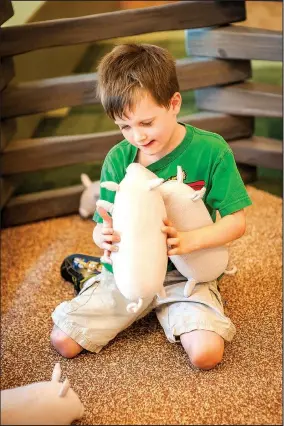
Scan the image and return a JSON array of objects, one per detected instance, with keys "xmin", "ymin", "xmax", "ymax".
[
  {"xmin": 205, "ymin": 148, "xmax": 252, "ymax": 217},
  {"xmin": 93, "ymin": 155, "xmax": 120, "ymax": 223}
]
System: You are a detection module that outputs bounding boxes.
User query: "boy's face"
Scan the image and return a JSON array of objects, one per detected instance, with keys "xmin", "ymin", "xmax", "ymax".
[{"xmin": 114, "ymin": 91, "xmax": 183, "ymax": 163}]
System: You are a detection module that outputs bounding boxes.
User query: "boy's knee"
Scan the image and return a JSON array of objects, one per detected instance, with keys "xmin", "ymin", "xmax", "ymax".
[
  {"xmin": 189, "ymin": 347, "xmax": 223, "ymax": 370},
  {"xmin": 180, "ymin": 330, "xmax": 224, "ymax": 370},
  {"xmin": 50, "ymin": 326, "xmax": 83, "ymax": 359}
]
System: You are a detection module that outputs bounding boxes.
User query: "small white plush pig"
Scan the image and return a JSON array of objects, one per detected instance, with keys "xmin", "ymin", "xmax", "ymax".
[
  {"xmin": 159, "ymin": 166, "xmax": 235, "ymax": 297},
  {"xmin": 79, "ymin": 173, "xmax": 100, "ymax": 219},
  {"xmin": 1, "ymin": 363, "xmax": 84, "ymax": 425},
  {"xmin": 96, "ymin": 163, "xmax": 168, "ymax": 313}
]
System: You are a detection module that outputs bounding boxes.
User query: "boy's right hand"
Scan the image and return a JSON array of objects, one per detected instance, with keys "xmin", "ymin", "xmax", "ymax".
[{"xmin": 97, "ymin": 207, "xmax": 121, "ymax": 259}]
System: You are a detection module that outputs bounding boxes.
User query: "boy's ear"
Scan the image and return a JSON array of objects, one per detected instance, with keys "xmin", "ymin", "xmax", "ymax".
[{"xmin": 170, "ymin": 92, "xmax": 182, "ymax": 115}]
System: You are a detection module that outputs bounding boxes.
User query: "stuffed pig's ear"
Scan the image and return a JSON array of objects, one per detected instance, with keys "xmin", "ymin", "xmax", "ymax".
[
  {"xmin": 177, "ymin": 166, "xmax": 184, "ymax": 183},
  {"xmin": 148, "ymin": 178, "xmax": 164, "ymax": 190},
  {"xmin": 51, "ymin": 362, "xmax": 61, "ymax": 382},
  {"xmin": 101, "ymin": 181, "xmax": 120, "ymax": 192},
  {"xmin": 190, "ymin": 187, "xmax": 206, "ymax": 201},
  {"xmin": 58, "ymin": 378, "xmax": 70, "ymax": 397},
  {"xmin": 81, "ymin": 173, "xmax": 92, "ymax": 188}
]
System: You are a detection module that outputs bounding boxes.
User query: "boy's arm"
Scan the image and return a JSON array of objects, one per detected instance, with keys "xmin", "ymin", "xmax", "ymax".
[
  {"xmin": 163, "ymin": 144, "xmax": 251, "ymax": 256},
  {"xmin": 163, "ymin": 209, "xmax": 246, "ymax": 256}
]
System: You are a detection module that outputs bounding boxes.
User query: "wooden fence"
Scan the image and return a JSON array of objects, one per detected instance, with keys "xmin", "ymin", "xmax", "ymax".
[{"xmin": 0, "ymin": 0, "xmax": 282, "ymax": 227}]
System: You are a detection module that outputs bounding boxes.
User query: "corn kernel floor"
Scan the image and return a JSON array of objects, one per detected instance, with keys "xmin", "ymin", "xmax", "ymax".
[{"xmin": 1, "ymin": 185, "xmax": 282, "ymax": 425}]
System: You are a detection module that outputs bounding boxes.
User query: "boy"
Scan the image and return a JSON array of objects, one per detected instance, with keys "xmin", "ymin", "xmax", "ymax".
[{"xmin": 51, "ymin": 44, "xmax": 252, "ymax": 369}]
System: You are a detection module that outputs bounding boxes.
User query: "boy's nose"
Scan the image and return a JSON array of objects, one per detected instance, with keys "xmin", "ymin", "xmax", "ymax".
[{"xmin": 133, "ymin": 130, "xmax": 146, "ymax": 143}]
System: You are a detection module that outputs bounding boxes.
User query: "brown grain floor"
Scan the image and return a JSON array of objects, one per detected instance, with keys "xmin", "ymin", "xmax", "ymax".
[{"xmin": 1, "ymin": 185, "xmax": 282, "ymax": 425}]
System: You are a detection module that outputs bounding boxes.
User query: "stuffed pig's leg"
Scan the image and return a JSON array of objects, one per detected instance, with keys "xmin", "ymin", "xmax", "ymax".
[
  {"xmin": 126, "ymin": 298, "xmax": 143, "ymax": 314},
  {"xmin": 224, "ymin": 265, "xmax": 237, "ymax": 275},
  {"xmin": 184, "ymin": 278, "xmax": 197, "ymax": 297},
  {"xmin": 157, "ymin": 287, "xmax": 167, "ymax": 299}
]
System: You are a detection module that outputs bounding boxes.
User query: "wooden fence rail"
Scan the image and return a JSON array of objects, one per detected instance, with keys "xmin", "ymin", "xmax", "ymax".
[
  {"xmin": 0, "ymin": 1, "xmax": 246, "ymax": 56},
  {"xmin": 1, "ymin": 58, "xmax": 251, "ymax": 118},
  {"xmin": 196, "ymin": 82, "xmax": 282, "ymax": 118},
  {"xmin": 186, "ymin": 26, "xmax": 282, "ymax": 61},
  {"xmin": 229, "ymin": 136, "xmax": 282, "ymax": 170},
  {"xmin": 1, "ymin": 114, "xmax": 254, "ymax": 175}
]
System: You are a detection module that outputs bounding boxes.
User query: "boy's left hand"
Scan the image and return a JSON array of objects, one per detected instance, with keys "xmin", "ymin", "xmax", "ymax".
[{"xmin": 162, "ymin": 218, "xmax": 189, "ymax": 256}]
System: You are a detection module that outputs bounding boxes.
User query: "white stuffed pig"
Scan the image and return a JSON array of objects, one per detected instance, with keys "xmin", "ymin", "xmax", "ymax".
[
  {"xmin": 96, "ymin": 163, "xmax": 168, "ymax": 313},
  {"xmin": 79, "ymin": 173, "xmax": 100, "ymax": 219},
  {"xmin": 1, "ymin": 363, "xmax": 84, "ymax": 425},
  {"xmin": 159, "ymin": 166, "xmax": 235, "ymax": 297}
]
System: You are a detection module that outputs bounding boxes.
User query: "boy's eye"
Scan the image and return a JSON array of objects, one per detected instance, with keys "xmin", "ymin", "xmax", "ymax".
[{"xmin": 120, "ymin": 121, "xmax": 152, "ymax": 130}]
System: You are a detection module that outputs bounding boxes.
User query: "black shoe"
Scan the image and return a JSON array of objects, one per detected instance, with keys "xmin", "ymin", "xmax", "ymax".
[{"xmin": 60, "ymin": 253, "xmax": 103, "ymax": 294}]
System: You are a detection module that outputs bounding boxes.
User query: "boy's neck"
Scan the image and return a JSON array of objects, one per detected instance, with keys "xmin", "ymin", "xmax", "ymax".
[{"xmin": 137, "ymin": 123, "xmax": 186, "ymax": 167}]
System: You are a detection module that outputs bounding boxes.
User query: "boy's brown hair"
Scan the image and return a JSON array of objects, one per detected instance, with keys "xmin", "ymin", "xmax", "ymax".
[{"xmin": 96, "ymin": 43, "xmax": 179, "ymax": 120}]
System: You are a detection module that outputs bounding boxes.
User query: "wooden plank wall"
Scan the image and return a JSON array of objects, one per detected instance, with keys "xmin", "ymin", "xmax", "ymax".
[
  {"xmin": 0, "ymin": 0, "xmax": 282, "ymax": 227},
  {"xmin": 185, "ymin": 21, "xmax": 282, "ymax": 178}
]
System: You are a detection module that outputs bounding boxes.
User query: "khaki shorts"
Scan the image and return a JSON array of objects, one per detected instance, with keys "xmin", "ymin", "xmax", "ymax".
[{"xmin": 51, "ymin": 268, "xmax": 236, "ymax": 353}]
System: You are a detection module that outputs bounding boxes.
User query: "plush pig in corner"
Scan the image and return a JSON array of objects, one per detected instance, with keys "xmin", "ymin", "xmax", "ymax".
[
  {"xmin": 1, "ymin": 362, "xmax": 84, "ymax": 425},
  {"xmin": 96, "ymin": 163, "xmax": 168, "ymax": 314},
  {"xmin": 79, "ymin": 173, "xmax": 100, "ymax": 219}
]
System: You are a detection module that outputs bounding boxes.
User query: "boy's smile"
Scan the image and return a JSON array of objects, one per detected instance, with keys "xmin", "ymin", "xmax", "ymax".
[
  {"xmin": 114, "ymin": 91, "xmax": 186, "ymax": 166},
  {"xmin": 136, "ymin": 138, "xmax": 156, "ymax": 149}
]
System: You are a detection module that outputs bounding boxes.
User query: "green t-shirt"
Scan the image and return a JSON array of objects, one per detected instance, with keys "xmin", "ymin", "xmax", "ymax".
[{"xmin": 93, "ymin": 123, "xmax": 252, "ymax": 273}]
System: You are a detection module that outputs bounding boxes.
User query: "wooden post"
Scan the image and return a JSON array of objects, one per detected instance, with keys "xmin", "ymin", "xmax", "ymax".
[
  {"xmin": 0, "ymin": 0, "xmax": 13, "ymax": 26},
  {"xmin": 0, "ymin": 0, "xmax": 16, "ymax": 211}
]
